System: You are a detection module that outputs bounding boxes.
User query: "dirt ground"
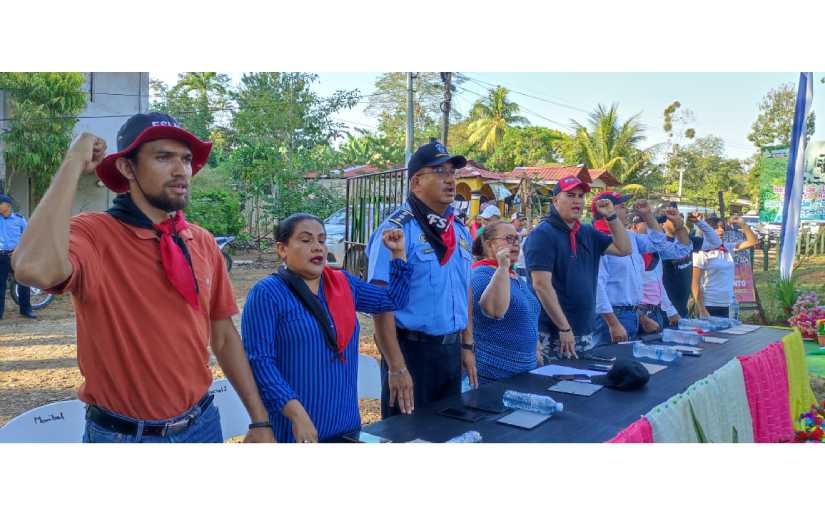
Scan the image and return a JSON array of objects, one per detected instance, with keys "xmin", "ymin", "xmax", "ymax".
[{"xmin": 0, "ymin": 250, "xmax": 383, "ymax": 430}]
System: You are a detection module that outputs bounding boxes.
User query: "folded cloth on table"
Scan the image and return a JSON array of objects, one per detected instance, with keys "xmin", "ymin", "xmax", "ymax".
[
  {"xmin": 738, "ymin": 342, "xmax": 794, "ymax": 443},
  {"xmin": 607, "ymin": 416, "xmax": 653, "ymax": 443},
  {"xmin": 781, "ymin": 329, "xmax": 817, "ymax": 431}
]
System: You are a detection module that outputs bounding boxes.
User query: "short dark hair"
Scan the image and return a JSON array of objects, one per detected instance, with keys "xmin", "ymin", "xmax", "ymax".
[
  {"xmin": 276, "ymin": 213, "xmax": 325, "ymax": 243},
  {"xmin": 471, "ymin": 220, "xmax": 508, "ymax": 258}
]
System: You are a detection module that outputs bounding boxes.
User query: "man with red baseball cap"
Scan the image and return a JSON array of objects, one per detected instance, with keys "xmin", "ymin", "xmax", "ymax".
[
  {"xmin": 12, "ymin": 112, "xmax": 275, "ymax": 443},
  {"xmin": 524, "ymin": 176, "xmax": 632, "ymax": 361},
  {"xmin": 591, "ymin": 192, "xmax": 691, "ymax": 347}
]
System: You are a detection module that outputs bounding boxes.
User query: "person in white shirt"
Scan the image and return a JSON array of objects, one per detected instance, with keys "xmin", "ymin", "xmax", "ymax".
[{"xmin": 692, "ymin": 215, "xmax": 758, "ymax": 318}]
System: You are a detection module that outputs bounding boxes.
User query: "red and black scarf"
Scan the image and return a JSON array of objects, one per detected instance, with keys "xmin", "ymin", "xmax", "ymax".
[
  {"xmin": 277, "ymin": 265, "xmax": 355, "ymax": 362},
  {"xmin": 472, "ymin": 258, "xmax": 517, "ymax": 277},
  {"xmin": 107, "ymin": 193, "xmax": 200, "ymax": 310},
  {"xmin": 408, "ymin": 194, "xmax": 456, "ymax": 265}
]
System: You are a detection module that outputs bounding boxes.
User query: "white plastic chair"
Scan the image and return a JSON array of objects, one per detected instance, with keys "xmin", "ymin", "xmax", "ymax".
[
  {"xmin": 0, "ymin": 399, "xmax": 87, "ymax": 443},
  {"xmin": 209, "ymin": 378, "xmax": 251, "ymax": 440},
  {"xmin": 358, "ymin": 354, "xmax": 382, "ymax": 400}
]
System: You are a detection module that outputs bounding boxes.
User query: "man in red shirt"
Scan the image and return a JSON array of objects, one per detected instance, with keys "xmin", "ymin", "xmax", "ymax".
[{"xmin": 13, "ymin": 112, "xmax": 275, "ymax": 443}]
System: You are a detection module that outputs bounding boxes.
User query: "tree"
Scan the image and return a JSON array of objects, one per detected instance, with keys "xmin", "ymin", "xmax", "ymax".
[
  {"xmin": 666, "ymin": 135, "xmax": 747, "ymax": 209},
  {"xmin": 0, "ymin": 72, "xmax": 87, "ymax": 203},
  {"xmin": 364, "ymin": 73, "xmax": 465, "ymax": 147},
  {"xmin": 337, "ymin": 129, "xmax": 404, "ymax": 169},
  {"xmin": 566, "ymin": 103, "xmax": 653, "ymax": 191},
  {"xmin": 466, "ymin": 86, "xmax": 529, "ymax": 153},
  {"xmin": 661, "ymin": 100, "xmax": 697, "ymax": 197},
  {"xmin": 485, "ymin": 126, "xmax": 565, "ymax": 171},
  {"xmin": 224, "ymin": 73, "xmax": 358, "ymax": 241},
  {"xmin": 748, "ymin": 83, "xmax": 815, "ymax": 149}
]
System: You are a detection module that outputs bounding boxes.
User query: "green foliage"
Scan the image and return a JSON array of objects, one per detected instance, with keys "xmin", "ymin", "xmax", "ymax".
[
  {"xmin": 775, "ymin": 273, "xmax": 800, "ymax": 316},
  {"xmin": 566, "ymin": 103, "xmax": 655, "ymax": 190},
  {"xmin": 485, "ymin": 126, "xmax": 565, "ymax": 171},
  {"xmin": 665, "ymin": 135, "xmax": 747, "ymax": 207},
  {"xmin": 467, "ymin": 86, "xmax": 529, "ymax": 153},
  {"xmin": 337, "ymin": 129, "xmax": 404, "ymax": 169},
  {"xmin": 748, "ymin": 83, "xmax": 815, "ymax": 149},
  {"xmin": 364, "ymin": 73, "xmax": 464, "ymax": 147},
  {"xmin": 0, "ymin": 72, "xmax": 87, "ymax": 203}
]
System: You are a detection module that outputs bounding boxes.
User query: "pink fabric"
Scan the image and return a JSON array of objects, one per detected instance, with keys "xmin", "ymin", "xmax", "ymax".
[
  {"xmin": 607, "ymin": 417, "xmax": 654, "ymax": 443},
  {"xmin": 641, "ymin": 279, "xmax": 663, "ymax": 306},
  {"xmin": 737, "ymin": 342, "xmax": 795, "ymax": 443}
]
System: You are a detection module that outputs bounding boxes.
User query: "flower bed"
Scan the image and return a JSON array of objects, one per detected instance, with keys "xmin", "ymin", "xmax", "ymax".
[
  {"xmin": 794, "ymin": 400, "xmax": 825, "ymax": 443},
  {"xmin": 787, "ymin": 292, "xmax": 825, "ymax": 340}
]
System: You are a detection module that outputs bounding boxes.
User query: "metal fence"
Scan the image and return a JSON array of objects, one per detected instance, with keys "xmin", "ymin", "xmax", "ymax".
[{"xmin": 343, "ymin": 168, "xmax": 408, "ymax": 279}]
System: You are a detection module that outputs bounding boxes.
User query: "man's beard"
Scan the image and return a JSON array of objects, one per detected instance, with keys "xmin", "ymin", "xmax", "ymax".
[{"xmin": 144, "ymin": 189, "xmax": 189, "ymax": 213}]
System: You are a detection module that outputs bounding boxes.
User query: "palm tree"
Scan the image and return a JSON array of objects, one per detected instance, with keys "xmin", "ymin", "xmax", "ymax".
[
  {"xmin": 467, "ymin": 86, "xmax": 529, "ymax": 153},
  {"xmin": 569, "ymin": 103, "xmax": 654, "ymax": 193}
]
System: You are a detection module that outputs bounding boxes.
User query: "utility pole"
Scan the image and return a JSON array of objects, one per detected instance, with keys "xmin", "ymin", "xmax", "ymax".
[
  {"xmin": 405, "ymin": 72, "xmax": 414, "ymax": 166},
  {"xmin": 440, "ymin": 72, "xmax": 452, "ymax": 145}
]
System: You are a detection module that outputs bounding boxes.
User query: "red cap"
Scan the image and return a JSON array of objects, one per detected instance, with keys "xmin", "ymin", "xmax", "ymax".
[{"xmin": 552, "ymin": 175, "xmax": 591, "ymax": 195}]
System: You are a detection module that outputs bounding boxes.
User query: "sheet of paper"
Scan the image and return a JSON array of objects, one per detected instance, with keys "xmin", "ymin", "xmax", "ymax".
[
  {"xmin": 640, "ymin": 362, "xmax": 668, "ymax": 375},
  {"xmin": 719, "ymin": 328, "xmax": 750, "ymax": 335},
  {"xmin": 529, "ymin": 364, "xmax": 605, "ymax": 377},
  {"xmin": 671, "ymin": 345, "xmax": 705, "ymax": 353},
  {"xmin": 702, "ymin": 336, "xmax": 729, "ymax": 344},
  {"xmin": 496, "ymin": 410, "xmax": 551, "ymax": 430},
  {"xmin": 548, "ymin": 380, "xmax": 603, "ymax": 396},
  {"xmin": 737, "ymin": 325, "xmax": 760, "ymax": 332}
]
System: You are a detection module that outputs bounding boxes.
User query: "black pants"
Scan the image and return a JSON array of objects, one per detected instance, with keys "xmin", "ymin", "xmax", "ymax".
[
  {"xmin": 0, "ymin": 253, "xmax": 31, "ymax": 317},
  {"xmin": 380, "ymin": 330, "xmax": 462, "ymax": 419},
  {"xmin": 706, "ymin": 305, "xmax": 730, "ymax": 317}
]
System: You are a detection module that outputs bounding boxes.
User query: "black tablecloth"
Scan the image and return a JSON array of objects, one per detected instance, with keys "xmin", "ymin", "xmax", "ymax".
[{"xmin": 358, "ymin": 326, "xmax": 790, "ymax": 443}]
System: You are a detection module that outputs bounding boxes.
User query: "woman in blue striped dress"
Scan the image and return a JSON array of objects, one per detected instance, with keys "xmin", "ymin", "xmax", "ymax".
[
  {"xmin": 471, "ymin": 221, "xmax": 541, "ymax": 383},
  {"xmin": 242, "ymin": 214, "xmax": 411, "ymax": 443}
]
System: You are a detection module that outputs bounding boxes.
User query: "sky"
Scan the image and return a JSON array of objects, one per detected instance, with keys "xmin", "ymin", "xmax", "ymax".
[{"xmin": 151, "ymin": 72, "xmax": 825, "ymax": 162}]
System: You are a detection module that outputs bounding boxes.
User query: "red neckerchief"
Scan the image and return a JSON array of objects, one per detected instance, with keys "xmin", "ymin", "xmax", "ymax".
[
  {"xmin": 153, "ymin": 211, "xmax": 200, "ymax": 310},
  {"xmin": 439, "ymin": 214, "xmax": 456, "ymax": 265},
  {"xmin": 472, "ymin": 258, "xmax": 517, "ymax": 277},
  {"xmin": 568, "ymin": 219, "xmax": 582, "ymax": 256},
  {"xmin": 643, "ymin": 253, "xmax": 654, "ymax": 269},
  {"xmin": 321, "ymin": 267, "xmax": 356, "ymax": 361}
]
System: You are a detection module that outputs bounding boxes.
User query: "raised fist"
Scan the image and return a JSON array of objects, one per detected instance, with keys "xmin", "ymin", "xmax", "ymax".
[
  {"xmin": 632, "ymin": 199, "xmax": 651, "ymax": 217},
  {"xmin": 495, "ymin": 247, "xmax": 511, "ymax": 270},
  {"xmin": 67, "ymin": 133, "xmax": 107, "ymax": 175},
  {"xmin": 382, "ymin": 228, "xmax": 406, "ymax": 254},
  {"xmin": 595, "ymin": 198, "xmax": 616, "ymax": 218}
]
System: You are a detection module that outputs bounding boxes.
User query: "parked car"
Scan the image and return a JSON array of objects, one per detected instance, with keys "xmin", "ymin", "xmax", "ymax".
[{"xmin": 324, "ymin": 208, "xmax": 346, "ymax": 268}]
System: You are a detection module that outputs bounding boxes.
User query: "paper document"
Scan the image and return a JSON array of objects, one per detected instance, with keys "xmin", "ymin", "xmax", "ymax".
[
  {"xmin": 548, "ymin": 380, "xmax": 603, "ymax": 396},
  {"xmin": 530, "ymin": 364, "xmax": 605, "ymax": 378},
  {"xmin": 702, "ymin": 336, "xmax": 728, "ymax": 344},
  {"xmin": 640, "ymin": 362, "xmax": 668, "ymax": 375}
]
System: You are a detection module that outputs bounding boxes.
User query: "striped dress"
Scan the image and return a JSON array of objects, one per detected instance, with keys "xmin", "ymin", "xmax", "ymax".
[
  {"xmin": 471, "ymin": 266, "xmax": 541, "ymax": 381},
  {"xmin": 241, "ymin": 259, "xmax": 411, "ymax": 442}
]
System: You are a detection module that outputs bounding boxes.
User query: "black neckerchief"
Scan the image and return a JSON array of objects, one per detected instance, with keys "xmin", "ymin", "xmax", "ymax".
[
  {"xmin": 276, "ymin": 265, "xmax": 338, "ymax": 357},
  {"xmin": 106, "ymin": 193, "xmax": 199, "ymax": 295},
  {"xmin": 407, "ymin": 194, "xmax": 451, "ymax": 263}
]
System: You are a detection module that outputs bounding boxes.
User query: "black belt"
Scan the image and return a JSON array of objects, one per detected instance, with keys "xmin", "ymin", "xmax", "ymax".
[
  {"xmin": 638, "ymin": 303, "xmax": 660, "ymax": 312},
  {"xmin": 86, "ymin": 394, "xmax": 214, "ymax": 437},
  {"xmin": 0, "ymin": 250, "xmax": 13, "ymax": 256},
  {"xmin": 612, "ymin": 305, "xmax": 639, "ymax": 312},
  {"xmin": 397, "ymin": 327, "xmax": 461, "ymax": 345}
]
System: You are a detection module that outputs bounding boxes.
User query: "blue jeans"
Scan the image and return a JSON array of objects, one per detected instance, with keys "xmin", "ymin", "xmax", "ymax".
[
  {"xmin": 83, "ymin": 401, "xmax": 223, "ymax": 443},
  {"xmin": 593, "ymin": 307, "xmax": 639, "ymax": 347}
]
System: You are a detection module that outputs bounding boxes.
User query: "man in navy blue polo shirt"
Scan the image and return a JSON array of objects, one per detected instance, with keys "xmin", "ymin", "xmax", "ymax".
[
  {"xmin": 367, "ymin": 141, "xmax": 476, "ymax": 418},
  {"xmin": 0, "ymin": 194, "xmax": 35, "ymax": 319},
  {"xmin": 524, "ymin": 176, "xmax": 632, "ymax": 361}
]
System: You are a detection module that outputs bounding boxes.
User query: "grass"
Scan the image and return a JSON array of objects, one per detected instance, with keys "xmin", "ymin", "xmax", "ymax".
[{"xmin": 749, "ymin": 251, "xmax": 825, "ymax": 324}]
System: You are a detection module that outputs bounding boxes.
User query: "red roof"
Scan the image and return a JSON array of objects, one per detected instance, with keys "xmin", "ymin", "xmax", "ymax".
[
  {"xmin": 503, "ymin": 165, "xmax": 592, "ymax": 183},
  {"xmin": 342, "ymin": 164, "xmax": 381, "ymax": 177},
  {"xmin": 455, "ymin": 160, "xmax": 503, "ymax": 180}
]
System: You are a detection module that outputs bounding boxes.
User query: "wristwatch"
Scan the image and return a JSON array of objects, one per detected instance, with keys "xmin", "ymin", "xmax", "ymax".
[
  {"xmin": 605, "ymin": 213, "xmax": 618, "ymax": 222},
  {"xmin": 461, "ymin": 342, "xmax": 475, "ymax": 351}
]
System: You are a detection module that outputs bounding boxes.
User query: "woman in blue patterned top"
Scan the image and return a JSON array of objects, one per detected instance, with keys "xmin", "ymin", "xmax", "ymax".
[
  {"xmin": 242, "ymin": 213, "xmax": 411, "ymax": 443},
  {"xmin": 471, "ymin": 221, "xmax": 541, "ymax": 383}
]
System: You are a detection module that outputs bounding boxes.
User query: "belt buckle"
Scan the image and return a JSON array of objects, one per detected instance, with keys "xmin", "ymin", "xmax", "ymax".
[{"xmin": 161, "ymin": 414, "xmax": 194, "ymax": 437}]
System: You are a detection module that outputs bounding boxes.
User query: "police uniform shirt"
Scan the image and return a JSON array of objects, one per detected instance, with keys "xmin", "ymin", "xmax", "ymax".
[
  {"xmin": 0, "ymin": 212, "xmax": 27, "ymax": 252},
  {"xmin": 367, "ymin": 202, "xmax": 472, "ymax": 336}
]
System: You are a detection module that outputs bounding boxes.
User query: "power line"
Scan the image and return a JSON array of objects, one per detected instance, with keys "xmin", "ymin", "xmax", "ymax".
[
  {"xmin": 457, "ymin": 73, "xmax": 591, "ymax": 115},
  {"xmin": 455, "ymin": 85, "xmax": 570, "ymax": 130}
]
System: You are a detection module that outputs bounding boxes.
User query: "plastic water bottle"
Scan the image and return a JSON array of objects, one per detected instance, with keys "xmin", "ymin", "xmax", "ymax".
[
  {"xmin": 662, "ymin": 328, "xmax": 702, "ymax": 345},
  {"xmin": 502, "ymin": 390, "xmax": 564, "ymax": 415},
  {"xmin": 632, "ymin": 342, "xmax": 681, "ymax": 362},
  {"xmin": 446, "ymin": 430, "xmax": 482, "ymax": 443},
  {"xmin": 618, "ymin": 340, "xmax": 644, "ymax": 346},
  {"xmin": 704, "ymin": 316, "xmax": 733, "ymax": 330},
  {"xmin": 461, "ymin": 376, "xmax": 471, "ymax": 393},
  {"xmin": 728, "ymin": 301, "xmax": 741, "ymax": 322},
  {"xmin": 678, "ymin": 319, "xmax": 713, "ymax": 331}
]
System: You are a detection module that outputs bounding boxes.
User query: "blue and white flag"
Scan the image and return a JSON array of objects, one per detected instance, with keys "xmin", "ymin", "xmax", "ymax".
[{"xmin": 779, "ymin": 72, "xmax": 814, "ymax": 279}]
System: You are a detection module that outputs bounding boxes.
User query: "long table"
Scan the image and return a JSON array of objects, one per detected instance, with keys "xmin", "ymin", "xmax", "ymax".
[{"xmin": 360, "ymin": 326, "xmax": 791, "ymax": 443}]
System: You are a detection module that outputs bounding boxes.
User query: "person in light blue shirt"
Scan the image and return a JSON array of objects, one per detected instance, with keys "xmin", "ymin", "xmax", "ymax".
[
  {"xmin": 591, "ymin": 193, "xmax": 691, "ymax": 346},
  {"xmin": 0, "ymin": 194, "xmax": 34, "ymax": 319},
  {"xmin": 367, "ymin": 140, "xmax": 476, "ymax": 419}
]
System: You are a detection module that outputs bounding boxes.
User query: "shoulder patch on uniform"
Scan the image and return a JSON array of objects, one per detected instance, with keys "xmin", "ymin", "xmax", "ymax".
[
  {"xmin": 460, "ymin": 238, "xmax": 470, "ymax": 251},
  {"xmin": 387, "ymin": 208, "xmax": 413, "ymax": 228}
]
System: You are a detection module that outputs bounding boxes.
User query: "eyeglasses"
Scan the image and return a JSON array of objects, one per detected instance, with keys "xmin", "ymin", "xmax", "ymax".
[
  {"xmin": 491, "ymin": 235, "xmax": 520, "ymax": 245},
  {"xmin": 418, "ymin": 166, "xmax": 456, "ymax": 176}
]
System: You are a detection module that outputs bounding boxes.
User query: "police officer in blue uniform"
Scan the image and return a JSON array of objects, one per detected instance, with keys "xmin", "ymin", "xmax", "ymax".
[
  {"xmin": 367, "ymin": 141, "xmax": 477, "ymax": 418},
  {"xmin": 0, "ymin": 194, "xmax": 35, "ymax": 319}
]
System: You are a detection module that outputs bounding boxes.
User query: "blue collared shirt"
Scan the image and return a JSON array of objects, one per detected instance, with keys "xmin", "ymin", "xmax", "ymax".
[
  {"xmin": 367, "ymin": 202, "xmax": 473, "ymax": 336},
  {"xmin": 0, "ymin": 212, "xmax": 27, "ymax": 252},
  {"xmin": 596, "ymin": 230, "xmax": 692, "ymax": 314}
]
